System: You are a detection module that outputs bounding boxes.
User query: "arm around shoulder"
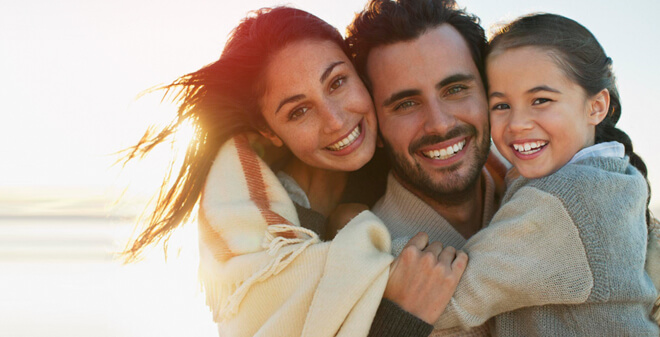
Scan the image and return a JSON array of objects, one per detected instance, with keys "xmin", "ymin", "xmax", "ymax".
[{"xmin": 435, "ymin": 186, "xmax": 594, "ymax": 329}]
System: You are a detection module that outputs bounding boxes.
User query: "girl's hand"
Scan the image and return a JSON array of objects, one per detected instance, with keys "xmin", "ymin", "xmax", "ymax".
[
  {"xmin": 384, "ymin": 232, "xmax": 468, "ymax": 325},
  {"xmin": 325, "ymin": 203, "xmax": 369, "ymax": 239}
]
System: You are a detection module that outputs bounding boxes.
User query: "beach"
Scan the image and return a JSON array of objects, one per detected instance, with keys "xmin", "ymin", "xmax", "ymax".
[{"xmin": 1, "ymin": 215, "xmax": 217, "ymax": 337}]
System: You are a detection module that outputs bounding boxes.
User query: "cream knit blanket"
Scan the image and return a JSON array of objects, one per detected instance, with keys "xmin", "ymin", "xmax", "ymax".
[{"xmin": 198, "ymin": 134, "xmax": 394, "ymax": 337}]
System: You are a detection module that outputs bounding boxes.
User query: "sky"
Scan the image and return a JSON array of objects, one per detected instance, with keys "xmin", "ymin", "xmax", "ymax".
[
  {"xmin": 1, "ymin": 0, "xmax": 658, "ymax": 216},
  {"xmin": 1, "ymin": 1, "xmax": 658, "ymax": 336}
]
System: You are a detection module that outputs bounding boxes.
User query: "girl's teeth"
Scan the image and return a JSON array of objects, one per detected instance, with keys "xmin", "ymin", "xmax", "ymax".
[{"xmin": 512, "ymin": 141, "xmax": 548, "ymax": 154}]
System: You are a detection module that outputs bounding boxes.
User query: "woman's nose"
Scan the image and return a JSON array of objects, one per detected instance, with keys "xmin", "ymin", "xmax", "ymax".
[{"xmin": 321, "ymin": 104, "xmax": 345, "ymax": 134}]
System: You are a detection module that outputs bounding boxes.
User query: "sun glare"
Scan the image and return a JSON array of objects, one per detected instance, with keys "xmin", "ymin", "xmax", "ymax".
[{"xmin": 2, "ymin": 0, "xmax": 658, "ymax": 336}]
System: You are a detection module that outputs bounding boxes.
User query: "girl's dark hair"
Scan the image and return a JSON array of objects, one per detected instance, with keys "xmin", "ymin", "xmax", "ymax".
[
  {"xmin": 121, "ymin": 7, "xmax": 345, "ymax": 262},
  {"xmin": 346, "ymin": 0, "xmax": 487, "ymax": 90},
  {"xmin": 489, "ymin": 13, "xmax": 652, "ymax": 224}
]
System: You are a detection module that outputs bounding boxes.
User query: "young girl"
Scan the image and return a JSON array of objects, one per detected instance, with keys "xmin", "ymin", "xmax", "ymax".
[{"xmin": 432, "ymin": 13, "xmax": 658, "ymax": 335}]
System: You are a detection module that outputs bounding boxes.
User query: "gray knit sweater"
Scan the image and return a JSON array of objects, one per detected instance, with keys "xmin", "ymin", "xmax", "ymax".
[
  {"xmin": 373, "ymin": 167, "xmax": 499, "ymax": 337},
  {"xmin": 435, "ymin": 156, "xmax": 659, "ymax": 336}
]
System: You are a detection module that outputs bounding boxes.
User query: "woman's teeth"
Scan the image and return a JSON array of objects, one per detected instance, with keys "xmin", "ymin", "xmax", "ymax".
[
  {"xmin": 326, "ymin": 124, "xmax": 361, "ymax": 151},
  {"xmin": 512, "ymin": 141, "xmax": 547, "ymax": 154},
  {"xmin": 422, "ymin": 140, "xmax": 466, "ymax": 160}
]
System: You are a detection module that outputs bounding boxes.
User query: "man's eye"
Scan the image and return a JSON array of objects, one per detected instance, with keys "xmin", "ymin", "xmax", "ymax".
[
  {"xmin": 330, "ymin": 76, "xmax": 346, "ymax": 91},
  {"xmin": 394, "ymin": 100, "xmax": 416, "ymax": 110},
  {"xmin": 447, "ymin": 85, "xmax": 467, "ymax": 95},
  {"xmin": 289, "ymin": 107, "xmax": 309, "ymax": 121},
  {"xmin": 491, "ymin": 103, "xmax": 510, "ymax": 110}
]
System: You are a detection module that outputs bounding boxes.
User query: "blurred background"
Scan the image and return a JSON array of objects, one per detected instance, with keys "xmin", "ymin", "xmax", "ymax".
[{"xmin": 1, "ymin": 0, "xmax": 658, "ymax": 336}]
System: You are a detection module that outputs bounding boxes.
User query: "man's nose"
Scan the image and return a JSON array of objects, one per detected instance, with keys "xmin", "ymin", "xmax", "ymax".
[{"xmin": 423, "ymin": 100, "xmax": 457, "ymax": 135}]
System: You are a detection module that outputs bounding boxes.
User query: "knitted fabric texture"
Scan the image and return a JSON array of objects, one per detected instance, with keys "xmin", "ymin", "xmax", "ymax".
[
  {"xmin": 372, "ymin": 153, "xmax": 506, "ymax": 337},
  {"xmin": 368, "ymin": 299, "xmax": 434, "ymax": 337},
  {"xmin": 647, "ymin": 217, "xmax": 660, "ymax": 323},
  {"xmin": 435, "ymin": 157, "xmax": 659, "ymax": 336},
  {"xmin": 198, "ymin": 135, "xmax": 394, "ymax": 337}
]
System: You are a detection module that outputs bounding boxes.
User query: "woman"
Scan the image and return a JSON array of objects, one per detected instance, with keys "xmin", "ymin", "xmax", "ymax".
[
  {"xmin": 122, "ymin": 6, "xmax": 460, "ymax": 337},
  {"xmin": 122, "ymin": 6, "xmax": 379, "ymax": 261}
]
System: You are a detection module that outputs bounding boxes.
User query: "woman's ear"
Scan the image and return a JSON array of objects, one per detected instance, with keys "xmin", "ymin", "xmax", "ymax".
[
  {"xmin": 587, "ymin": 88, "xmax": 610, "ymax": 125},
  {"xmin": 258, "ymin": 127, "xmax": 284, "ymax": 147}
]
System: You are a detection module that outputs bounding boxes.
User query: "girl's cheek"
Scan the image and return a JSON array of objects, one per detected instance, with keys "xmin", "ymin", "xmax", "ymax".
[{"xmin": 489, "ymin": 118, "xmax": 506, "ymax": 144}]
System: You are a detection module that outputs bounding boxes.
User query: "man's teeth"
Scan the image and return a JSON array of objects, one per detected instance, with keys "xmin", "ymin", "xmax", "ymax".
[
  {"xmin": 512, "ymin": 141, "xmax": 547, "ymax": 154},
  {"xmin": 422, "ymin": 140, "xmax": 466, "ymax": 160},
  {"xmin": 326, "ymin": 125, "xmax": 361, "ymax": 151}
]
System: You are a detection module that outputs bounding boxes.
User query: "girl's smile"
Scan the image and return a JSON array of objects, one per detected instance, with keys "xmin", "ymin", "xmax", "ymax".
[
  {"xmin": 509, "ymin": 139, "xmax": 548, "ymax": 159},
  {"xmin": 487, "ymin": 46, "xmax": 608, "ymax": 179}
]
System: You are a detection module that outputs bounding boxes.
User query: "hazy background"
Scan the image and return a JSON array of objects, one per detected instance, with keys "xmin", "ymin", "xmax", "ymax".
[{"xmin": 1, "ymin": 0, "xmax": 658, "ymax": 336}]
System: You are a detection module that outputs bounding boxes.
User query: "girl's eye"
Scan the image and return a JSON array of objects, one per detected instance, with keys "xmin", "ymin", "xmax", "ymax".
[
  {"xmin": 394, "ymin": 100, "xmax": 417, "ymax": 111},
  {"xmin": 533, "ymin": 98, "xmax": 551, "ymax": 105},
  {"xmin": 330, "ymin": 76, "xmax": 346, "ymax": 92},
  {"xmin": 288, "ymin": 107, "xmax": 309, "ymax": 121},
  {"xmin": 491, "ymin": 103, "xmax": 510, "ymax": 110}
]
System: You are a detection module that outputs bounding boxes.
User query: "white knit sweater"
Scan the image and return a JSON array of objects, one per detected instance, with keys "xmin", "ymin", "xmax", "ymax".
[{"xmin": 198, "ymin": 135, "xmax": 394, "ymax": 337}]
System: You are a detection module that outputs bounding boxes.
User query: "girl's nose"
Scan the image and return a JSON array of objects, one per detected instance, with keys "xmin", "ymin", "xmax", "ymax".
[{"xmin": 507, "ymin": 108, "xmax": 534, "ymax": 133}]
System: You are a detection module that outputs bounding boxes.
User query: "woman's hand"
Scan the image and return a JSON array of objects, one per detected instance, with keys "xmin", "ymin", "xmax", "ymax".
[
  {"xmin": 383, "ymin": 232, "xmax": 468, "ymax": 325},
  {"xmin": 325, "ymin": 203, "xmax": 370, "ymax": 239}
]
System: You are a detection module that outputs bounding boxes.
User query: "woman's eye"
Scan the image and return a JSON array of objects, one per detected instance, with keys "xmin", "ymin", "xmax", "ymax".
[
  {"xmin": 394, "ymin": 100, "xmax": 417, "ymax": 111},
  {"xmin": 330, "ymin": 76, "xmax": 345, "ymax": 92},
  {"xmin": 533, "ymin": 98, "xmax": 551, "ymax": 105},
  {"xmin": 288, "ymin": 107, "xmax": 309, "ymax": 121},
  {"xmin": 491, "ymin": 103, "xmax": 510, "ymax": 111}
]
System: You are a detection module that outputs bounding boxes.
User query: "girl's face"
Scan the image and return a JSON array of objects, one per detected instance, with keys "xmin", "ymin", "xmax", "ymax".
[
  {"xmin": 260, "ymin": 39, "xmax": 377, "ymax": 172},
  {"xmin": 487, "ymin": 46, "xmax": 606, "ymax": 179}
]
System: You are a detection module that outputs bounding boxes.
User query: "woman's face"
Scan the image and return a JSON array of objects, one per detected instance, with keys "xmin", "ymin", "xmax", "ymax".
[{"xmin": 260, "ymin": 39, "xmax": 377, "ymax": 172}]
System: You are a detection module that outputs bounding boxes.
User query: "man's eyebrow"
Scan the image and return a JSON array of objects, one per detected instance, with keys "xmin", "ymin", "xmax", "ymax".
[
  {"xmin": 320, "ymin": 61, "xmax": 345, "ymax": 83},
  {"xmin": 275, "ymin": 94, "xmax": 305, "ymax": 114},
  {"xmin": 436, "ymin": 73, "xmax": 476, "ymax": 90},
  {"xmin": 382, "ymin": 89, "xmax": 422, "ymax": 107}
]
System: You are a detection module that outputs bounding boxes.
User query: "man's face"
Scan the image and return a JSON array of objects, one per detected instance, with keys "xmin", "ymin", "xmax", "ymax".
[{"xmin": 366, "ymin": 24, "xmax": 490, "ymax": 202}]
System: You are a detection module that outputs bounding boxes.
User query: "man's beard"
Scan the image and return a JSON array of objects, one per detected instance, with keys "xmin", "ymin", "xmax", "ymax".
[{"xmin": 382, "ymin": 124, "xmax": 490, "ymax": 205}]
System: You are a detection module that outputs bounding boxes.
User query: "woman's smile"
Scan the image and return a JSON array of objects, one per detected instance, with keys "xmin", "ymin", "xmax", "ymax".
[
  {"xmin": 324, "ymin": 119, "xmax": 367, "ymax": 157},
  {"xmin": 260, "ymin": 39, "xmax": 377, "ymax": 172}
]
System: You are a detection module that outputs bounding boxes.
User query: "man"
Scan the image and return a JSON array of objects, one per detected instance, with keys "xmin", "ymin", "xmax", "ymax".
[{"xmin": 347, "ymin": 0, "xmax": 506, "ymax": 335}]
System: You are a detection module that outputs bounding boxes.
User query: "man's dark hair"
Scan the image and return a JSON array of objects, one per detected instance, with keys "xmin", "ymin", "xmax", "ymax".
[{"xmin": 346, "ymin": 0, "xmax": 487, "ymax": 90}]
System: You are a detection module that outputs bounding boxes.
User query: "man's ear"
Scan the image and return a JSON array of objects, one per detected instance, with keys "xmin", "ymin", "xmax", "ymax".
[
  {"xmin": 587, "ymin": 88, "xmax": 610, "ymax": 126},
  {"xmin": 258, "ymin": 127, "xmax": 284, "ymax": 147}
]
